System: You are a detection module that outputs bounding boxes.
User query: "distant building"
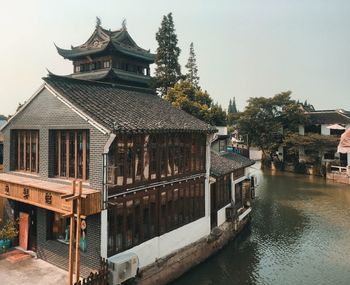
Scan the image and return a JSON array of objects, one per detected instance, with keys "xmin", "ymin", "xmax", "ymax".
[
  {"xmin": 210, "ymin": 151, "xmax": 255, "ymax": 229},
  {"xmin": 279, "ymin": 109, "xmax": 350, "ymax": 174}
]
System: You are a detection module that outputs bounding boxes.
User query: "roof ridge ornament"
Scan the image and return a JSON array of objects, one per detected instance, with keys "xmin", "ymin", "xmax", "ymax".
[
  {"xmin": 122, "ymin": 18, "xmax": 127, "ymax": 30},
  {"xmin": 96, "ymin": 16, "xmax": 101, "ymax": 28}
]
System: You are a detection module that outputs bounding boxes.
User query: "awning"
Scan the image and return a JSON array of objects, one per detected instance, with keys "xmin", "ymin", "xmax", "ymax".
[
  {"xmin": 337, "ymin": 128, "xmax": 350, "ymax": 153},
  {"xmin": 327, "ymin": 124, "xmax": 346, "ymax": 130},
  {"xmin": 0, "ymin": 173, "xmax": 101, "ymax": 216}
]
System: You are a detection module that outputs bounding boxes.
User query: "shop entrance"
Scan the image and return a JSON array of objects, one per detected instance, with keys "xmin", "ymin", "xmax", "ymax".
[{"xmin": 16, "ymin": 203, "xmax": 37, "ymax": 251}]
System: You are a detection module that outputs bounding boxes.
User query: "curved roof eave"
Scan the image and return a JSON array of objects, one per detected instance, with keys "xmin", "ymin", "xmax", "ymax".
[
  {"xmin": 111, "ymin": 41, "xmax": 155, "ymax": 62},
  {"xmin": 55, "ymin": 42, "xmax": 110, "ymax": 59}
]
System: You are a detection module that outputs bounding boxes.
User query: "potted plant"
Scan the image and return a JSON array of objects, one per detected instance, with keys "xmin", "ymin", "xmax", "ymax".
[{"xmin": 0, "ymin": 219, "xmax": 18, "ymax": 251}]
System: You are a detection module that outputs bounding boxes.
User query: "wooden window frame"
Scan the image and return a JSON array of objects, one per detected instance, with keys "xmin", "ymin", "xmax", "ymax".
[
  {"xmin": 107, "ymin": 133, "xmax": 207, "ymax": 194},
  {"xmin": 16, "ymin": 130, "xmax": 39, "ymax": 174},
  {"xmin": 53, "ymin": 130, "xmax": 89, "ymax": 181}
]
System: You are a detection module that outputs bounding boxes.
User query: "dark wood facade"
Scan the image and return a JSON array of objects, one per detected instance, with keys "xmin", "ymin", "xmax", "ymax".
[
  {"xmin": 107, "ymin": 177, "xmax": 205, "ymax": 256},
  {"xmin": 107, "ymin": 133, "xmax": 206, "ymax": 195},
  {"xmin": 106, "ymin": 132, "xmax": 207, "ymax": 256}
]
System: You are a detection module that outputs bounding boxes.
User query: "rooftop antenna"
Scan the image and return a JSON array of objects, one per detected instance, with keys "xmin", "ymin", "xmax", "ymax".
[{"xmin": 96, "ymin": 16, "xmax": 101, "ymax": 27}]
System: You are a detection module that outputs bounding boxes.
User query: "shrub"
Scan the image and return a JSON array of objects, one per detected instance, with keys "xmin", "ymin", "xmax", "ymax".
[{"xmin": 0, "ymin": 219, "xmax": 18, "ymax": 240}]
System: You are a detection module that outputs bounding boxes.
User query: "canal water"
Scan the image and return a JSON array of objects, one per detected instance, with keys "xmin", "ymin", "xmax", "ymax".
[{"xmin": 171, "ymin": 166, "xmax": 350, "ymax": 285}]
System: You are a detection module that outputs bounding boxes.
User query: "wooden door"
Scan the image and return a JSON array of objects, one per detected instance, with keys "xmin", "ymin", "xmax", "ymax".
[{"xmin": 19, "ymin": 212, "xmax": 29, "ymax": 250}]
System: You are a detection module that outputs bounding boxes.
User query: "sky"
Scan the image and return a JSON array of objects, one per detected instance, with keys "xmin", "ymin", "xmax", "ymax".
[{"xmin": 1, "ymin": 0, "xmax": 350, "ymax": 116}]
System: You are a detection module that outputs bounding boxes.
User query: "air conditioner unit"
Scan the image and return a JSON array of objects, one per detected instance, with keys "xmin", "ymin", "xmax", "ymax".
[{"xmin": 109, "ymin": 252, "xmax": 139, "ymax": 285}]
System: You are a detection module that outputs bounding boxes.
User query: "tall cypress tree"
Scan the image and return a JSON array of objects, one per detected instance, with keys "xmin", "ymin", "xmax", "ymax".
[
  {"xmin": 185, "ymin": 42, "xmax": 200, "ymax": 88},
  {"xmin": 155, "ymin": 13, "xmax": 182, "ymax": 97},
  {"xmin": 228, "ymin": 99, "xmax": 233, "ymax": 113},
  {"xmin": 232, "ymin": 97, "xmax": 238, "ymax": 113},
  {"xmin": 228, "ymin": 97, "xmax": 238, "ymax": 114}
]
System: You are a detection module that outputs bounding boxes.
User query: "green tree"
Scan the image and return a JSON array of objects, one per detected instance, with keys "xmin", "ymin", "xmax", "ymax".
[
  {"xmin": 208, "ymin": 103, "xmax": 227, "ymax": 126},
  {"xmin": 185, "ymin": 42, "xmax": 199, "ymax": 88},
  {"xmin": 165, "ymin": 80, "xmax": 228, "ymax": 126},
  {"xmin": 238, "ymin": 91, "xmax": 304, "ymax": 157},
  {"xmin": 227, "ymin": 111, "xmax": 241, "ymax": 126},
  {"xmin": 228, "ymin": 97, "xmax": 238, "ymax": 114},
  {"xmin": 165, "ymin": 80, "xmax": 211, "ymax": 122},
  {"xmin": 154, "ymin": 13, "xmax": 182, "ymax": 97}
]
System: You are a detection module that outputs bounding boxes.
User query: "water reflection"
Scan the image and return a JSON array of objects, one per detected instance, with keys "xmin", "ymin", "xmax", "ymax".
[{"xmin": 171, "ymin": 168, "xmax": 350, "ymax": 285}]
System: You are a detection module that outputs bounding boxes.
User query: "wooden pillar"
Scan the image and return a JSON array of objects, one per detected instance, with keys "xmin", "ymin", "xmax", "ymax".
[
  {"xmin": 75, "ymin": 181, "xmax": 82, "ymax": 284},
  {"xmin": 68, "ymin": 215, "xmax": 75, "ymax": 285},
  {"xmin": 68, "ymin": 181, "xmax": 76, "ymax": 285}
]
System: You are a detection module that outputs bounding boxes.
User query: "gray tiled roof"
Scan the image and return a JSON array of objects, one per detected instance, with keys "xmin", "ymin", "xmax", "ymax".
[
  {"xmin": 306, "ymin": 110, "xmax": 350, "ymax": 125},
  {"xmin": 70, "ymin": 68, "xmax": 151, "ymax": 86},
  {"xmin": 43, "ymin": 75, "xmax": 216, "ymax": 134},
  {"xmin": 56, "ymin": 27, "xmax": 155, "ymax": 62},
  {"xmin": 210, "ymin": 151, "xmax": 255, "ymax": 176}
]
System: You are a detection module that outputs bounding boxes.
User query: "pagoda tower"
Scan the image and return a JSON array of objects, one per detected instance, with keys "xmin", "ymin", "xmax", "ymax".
[{"xmin": 55, "ymin": 18, "xmax": 155, "ymax": 88}]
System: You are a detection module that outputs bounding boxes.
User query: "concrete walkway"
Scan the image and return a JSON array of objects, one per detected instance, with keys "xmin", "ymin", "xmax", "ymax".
[{"xmin": 0, "ymin": 250, "xmax": 68, "ymax": 285}]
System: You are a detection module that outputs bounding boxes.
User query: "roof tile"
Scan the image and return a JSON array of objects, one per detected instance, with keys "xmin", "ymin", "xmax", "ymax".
[
  {"xmin": 210, "ymin": 151, "xmax": 255, "ymax": 176},
  {"xmin": 43, "ymin": 75, "xmax": 216, "ymax": 134}
]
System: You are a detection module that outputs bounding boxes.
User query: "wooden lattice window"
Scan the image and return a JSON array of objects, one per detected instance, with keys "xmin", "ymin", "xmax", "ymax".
[
  {"xmin": 16, "ymin": 130, "xmax": 39, "ymax": 173},
  {"xmin": 52, "ymin": 130, "xmax": 89, "ymax": 180}
]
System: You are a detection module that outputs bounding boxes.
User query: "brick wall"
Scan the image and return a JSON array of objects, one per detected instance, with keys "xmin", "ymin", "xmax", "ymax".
[
  {"xmin": 2, "ymin": 87, "xmax": 109, "ymax": 191},
  {"xmin": 1, "ymin": 86, "xmax": 108, "ymax": 275},
  {"xmin": 36, "ymin": 208, "xmax": 101, "ymax": 277}
]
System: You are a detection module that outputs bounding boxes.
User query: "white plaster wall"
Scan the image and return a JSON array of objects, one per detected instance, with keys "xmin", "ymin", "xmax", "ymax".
[
  {"xmin": 217, "ymin": 203, "xmax": 230, "ymax": 226},
  {"xmin": 249, "ymin": 147, "xmax": 262, "ymax": 161},
  {"xmin": 321, "ymin": 124, "xmax": 330, "ymax": 135},
  {"xmin": 117, "ymin": 237, "xmax": 159, "ymax": 268},
  {"xmin": 299, "ymin": 125, "xmax": 305, "ymax": 135},
  {"xmin": 158, "ymin": 216, "xmax": 210, "ymax": 257},
  {"xmin": 215, "ymin": 126, "xmax": 228, "ymax": 136},
  {"xmin": 100, "ymin": 210, "xmax": 108, "ymax": 258},
  {"xmin": 110, "ymin": 216, "xmax": 210, "ymax": 268}
]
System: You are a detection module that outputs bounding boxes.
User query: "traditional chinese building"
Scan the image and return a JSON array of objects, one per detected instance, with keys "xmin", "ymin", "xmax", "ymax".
[
  {"xmin": 0, "ymin": 20, "xmax": 255, "ymax": 284},
  {"xmin": 55, "ymin": 18, "xmax": 153, "ymax": 88},
  {"xmin": 210, "ymin": 151, "xmax": 255, "ymax": 230}
]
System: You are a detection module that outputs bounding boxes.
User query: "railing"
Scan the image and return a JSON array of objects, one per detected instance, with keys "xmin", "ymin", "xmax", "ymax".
[
  {"xmin": 74, "ymin": 258, "xmax": 108, "ymax": 285},
  {"xmin": 331, "ymin": 166, "xmax": 347, "ymax": 173},
  {"xmin": 227, "ymin": 146, "xmax": 250, "ymax": 158},
  {"xmin": 238, "ymin": 207, "xmax": 252, "ymax": 222}
]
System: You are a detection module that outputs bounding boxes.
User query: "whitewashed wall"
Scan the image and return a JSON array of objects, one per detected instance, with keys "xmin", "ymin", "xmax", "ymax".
[
  {"xmin": 110, "ymin": 216, "xmax": 211, "ymax": 268},
  {"xmin": 321, "ymin": 124, "xmax": 330, "ymax": 135},
  {"xmin": 217, "ymin": 203, "xmax": 231, "ymax": 226},
  {"xmin": 215, "ymin": 126, "xmax": 228, "ymax": 136}
]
